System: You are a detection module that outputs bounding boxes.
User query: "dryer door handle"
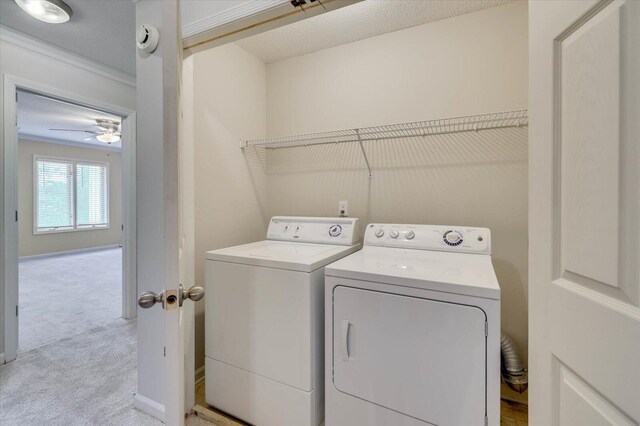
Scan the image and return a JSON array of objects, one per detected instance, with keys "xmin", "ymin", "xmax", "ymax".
[{"xmin": 340, "ymin": 320, "xmax": 351, "ymax": 361}]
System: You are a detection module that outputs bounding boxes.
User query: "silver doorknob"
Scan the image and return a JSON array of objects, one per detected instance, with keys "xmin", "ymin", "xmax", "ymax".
[
  {"xmin": 138, "ymin": 291, "xmax": 163, "ymax": 309},
  {"xmin": 180, "ymin": 285, "xmax": 204, "ymax": 306}
]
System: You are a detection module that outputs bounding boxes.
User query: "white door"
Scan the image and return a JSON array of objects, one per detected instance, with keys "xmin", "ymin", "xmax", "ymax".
[
  {"xmin": 333, "ymin": 286, "xmax": 486, "ymax": 426},
  {"xmin": 134, "ymin": 1, "xmax": 199, "ymax": 426},
  {"xmin": 529, "ymin": 1, "xmax": 640, "ymax": 425}
]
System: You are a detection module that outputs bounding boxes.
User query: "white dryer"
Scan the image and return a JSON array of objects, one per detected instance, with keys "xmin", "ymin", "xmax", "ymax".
[
  {"xmin": 205, "ymin": 216, "xmax": 360, "ymax": 426},
  {"xmin": 325, "ymin": 223, "xmax": 500, "ymax": 426}
]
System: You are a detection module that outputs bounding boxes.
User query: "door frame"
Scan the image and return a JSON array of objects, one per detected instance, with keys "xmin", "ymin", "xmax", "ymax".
[{"xmin": 2, "ymin": 74, "xmax": 137, "ymax": 363}]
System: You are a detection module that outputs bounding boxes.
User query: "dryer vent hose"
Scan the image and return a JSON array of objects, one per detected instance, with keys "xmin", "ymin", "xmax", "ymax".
[{"xmin": 501, "ymin": 332, "xmax": 528, "ymax": 393}]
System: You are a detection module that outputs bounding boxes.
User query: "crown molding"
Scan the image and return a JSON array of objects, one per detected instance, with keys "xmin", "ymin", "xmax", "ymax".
[
  {"xmin": 181, "ymin": 0, "xmax": 289, "ymax": 39},
  {"xmin": 19, "ymin": 133, "xmax": 123, "ymax": 153},
  {"xmin": 0, "ymin": 25, "xmax": 136, "ymax": 88}
]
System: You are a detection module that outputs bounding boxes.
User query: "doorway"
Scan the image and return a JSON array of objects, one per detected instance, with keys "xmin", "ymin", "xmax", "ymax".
[
  {"xmin": 2, "ymin": 77, "xmax": 137, "ymax": 363},
  {"xmin": 15, "ymin": 90, "xmax": 126, "ymax": 353}
]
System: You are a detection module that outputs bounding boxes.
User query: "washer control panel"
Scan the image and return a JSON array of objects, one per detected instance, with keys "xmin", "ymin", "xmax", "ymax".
[
  {"xmin": 267, "ymin": 216, "xmax": 359, "ymax": 246},
  {"xmin": 365, "ymin": 223, "xmax": 491, "ymax": 255}
]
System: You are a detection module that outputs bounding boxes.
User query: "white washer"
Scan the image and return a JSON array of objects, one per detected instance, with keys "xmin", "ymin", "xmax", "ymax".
[
  {"xmin": 205, "ymin": 216, "xmax": 360, "ymax": 426},
  {"xmin": 325, "ymin": 223, "xmax": 500, "ymax": 426}
]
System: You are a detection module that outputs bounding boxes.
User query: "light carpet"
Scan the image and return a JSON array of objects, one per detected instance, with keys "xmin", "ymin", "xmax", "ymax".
[
  {"xmin": 19, "ymin": 247, "xmax": 123, "ymax": 353},
  {"xmin": 0, "ymin": 319, "xmax": 214, "ymax": 426}
]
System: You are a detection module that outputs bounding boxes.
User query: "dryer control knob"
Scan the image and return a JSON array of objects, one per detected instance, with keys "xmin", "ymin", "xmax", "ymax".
[
  {"xmin": 406, "ymin": 230, "xmax": 415, "ymax": 240},
  {"xmin": 444, "ymin": 230, "xmax": 463, "ymax": 246},
  {"xmin": 390, "ymin": 230, "xmax": 399, "ymax": 239},
  {"xmin": 375, "ymin": 228, "xmax": 385, "ymax": 238}
]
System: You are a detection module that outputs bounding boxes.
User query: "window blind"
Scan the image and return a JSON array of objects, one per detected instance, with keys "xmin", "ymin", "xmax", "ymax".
[
  {"xmin": 76, "ymin": 163, "xmax": 108, "ymax": 227},
  {"xmin": 35, "ymin": 159, "xmax": 74, "ymax": 231}
]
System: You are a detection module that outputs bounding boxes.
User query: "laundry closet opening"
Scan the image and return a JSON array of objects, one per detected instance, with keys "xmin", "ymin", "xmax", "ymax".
[{"xmin": 186, "ymin": 0, "xmax": 529, "ymax": 408}]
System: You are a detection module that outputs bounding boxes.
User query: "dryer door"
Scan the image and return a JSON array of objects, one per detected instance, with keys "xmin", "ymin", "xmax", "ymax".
[{"xmin": 333, "ymin": 285, "xmax": 487, "ymax": 426}]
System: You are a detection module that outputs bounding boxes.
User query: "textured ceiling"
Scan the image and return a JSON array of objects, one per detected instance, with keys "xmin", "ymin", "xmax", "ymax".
[
  {"xmin": 18, "ymin": 90, "xmax": 123, "ymax": 150},
  {"xmin": 0, "ymin": 0, "xmax": 136, "ymax": 75},
  {"xmin": 236, "ymin": 0, "xmax": 515, "ymax": 63}
]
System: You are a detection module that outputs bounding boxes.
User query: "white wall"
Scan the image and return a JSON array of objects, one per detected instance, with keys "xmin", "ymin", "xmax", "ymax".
[
  {"xmin": 18, "ymin": 139, "xmax": 122, "ymax": 257},
  {"xmin": 266, "ymin": 2, "xmax": 527, "ymax": 134},
  {"xmin": 134, "ymin": 0, "xmax": 179, "ymax": 416},
  {"xmin": 192, "ymin": 43, "xmax": 267, "ymax": 370},
  {"xmin": 264, "ymin": 0, "xmax": 529, "ymax": 398},
  {"xmin": 0, "ymin": 34, "xmax": 135, "ymax": 361}
]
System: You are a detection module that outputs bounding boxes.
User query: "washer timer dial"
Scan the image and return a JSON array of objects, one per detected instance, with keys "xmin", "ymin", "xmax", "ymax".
[{"xmin": 443, "ymin": 230, "xmax": 463, "ymax": 246}]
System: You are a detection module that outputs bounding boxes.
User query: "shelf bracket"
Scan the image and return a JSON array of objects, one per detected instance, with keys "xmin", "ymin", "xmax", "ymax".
[{"xmin": 355, "ymin": 128, "xmax": 372, "ymax": 178}]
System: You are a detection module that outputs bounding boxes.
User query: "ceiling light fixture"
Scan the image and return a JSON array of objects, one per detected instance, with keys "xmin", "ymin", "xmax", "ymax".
[
  {"xmin": 15, "ymin": 0, "xmax": 73, "ymax": 24},
  {"xmin": 96, "ymin": 133, "xmax": 121, "ymax": 144}
]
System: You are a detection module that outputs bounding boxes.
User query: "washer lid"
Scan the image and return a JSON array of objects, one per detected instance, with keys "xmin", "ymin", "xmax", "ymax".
[
  {"xmin": 325, "ymin": 246, "xmax": 500, "ymax": 299},
  {"xmin": 206, "ymin": 240, "xmax": 361, "ymax": 272}
]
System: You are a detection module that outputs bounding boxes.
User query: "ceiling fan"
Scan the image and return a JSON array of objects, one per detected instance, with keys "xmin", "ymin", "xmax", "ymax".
[{"xmin": 50, "ymin": 119, "xmax": 121, "ymax": 144}]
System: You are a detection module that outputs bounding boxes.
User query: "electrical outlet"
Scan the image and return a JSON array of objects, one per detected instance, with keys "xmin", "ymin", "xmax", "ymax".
[{"xmin": 339, "ymin": 201, "xmax": 348, "ymax": 217}]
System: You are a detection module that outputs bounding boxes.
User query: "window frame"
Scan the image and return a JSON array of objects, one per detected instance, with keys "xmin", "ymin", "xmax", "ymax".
[{"xmin": 33, "ymin": 155, "xmax": 110, "ymax": 235}]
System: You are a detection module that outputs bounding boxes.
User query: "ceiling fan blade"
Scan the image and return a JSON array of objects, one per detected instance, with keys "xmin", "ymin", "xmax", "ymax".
[{"xmin": 50, "ymin": 129, "xmax": 100, "ymax": 134}]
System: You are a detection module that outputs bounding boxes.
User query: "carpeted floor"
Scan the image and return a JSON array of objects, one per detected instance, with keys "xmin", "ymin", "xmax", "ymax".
[
  {"xmin": 18, "ymin": 247, "xmax": 124, "ymax": 353},
  {"xmin": 3, "ymin": 247, "xmax": 215, "ymax": 425},
  {"xmin": 0, "ymin": 318, "xmax": 214, "ymax": 426}
]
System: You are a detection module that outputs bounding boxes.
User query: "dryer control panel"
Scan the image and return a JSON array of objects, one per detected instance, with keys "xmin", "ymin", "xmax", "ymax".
[
  {"xmin": 364, "ymin": 223, "xmax": 491, "ymax": 255},
  {"xmin": 267, "ymin": 216, "xmax": 360, "ymax": 246}
]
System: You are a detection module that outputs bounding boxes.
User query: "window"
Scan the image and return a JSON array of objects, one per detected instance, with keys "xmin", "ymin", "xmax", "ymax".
[
  {"xmin": 34, "ymin": 156, "xmax": 109, "ymax": 234},
  {"xmin": 34, "ymin": 159, "xmax": 74, "ymax": 231},
  {"xmin": 76, "ymin": 163, "xmax": 108, "ymax": 228}
]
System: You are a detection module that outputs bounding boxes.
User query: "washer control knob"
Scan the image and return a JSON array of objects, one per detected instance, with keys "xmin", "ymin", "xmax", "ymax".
[
  {"xmin": 406, "ymin": 230, "xmax": 415, "ymax": 240},
  {"xmin": 374, "ymin": 228, "xmax": 385, "ymax": 238},
  {"xmin": 444, "ymin": 230, "xmax": 463, "ymax": 246},
  {"xmin": 390, "ymin": 230, "xmax": 399, "ymax": 239}
]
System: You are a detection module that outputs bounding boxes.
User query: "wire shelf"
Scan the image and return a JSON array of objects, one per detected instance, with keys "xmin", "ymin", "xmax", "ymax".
[{"xmin": 242, "ymin": 109, "xmax": 528, "ymax": 177}]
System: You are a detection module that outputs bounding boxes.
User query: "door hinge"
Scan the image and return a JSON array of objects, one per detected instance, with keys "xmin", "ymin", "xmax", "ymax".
[
  {"xmin": 16, "ymin": 305, "xmax": 19, "ymax": 316},
  {"xmin": 485, "ymin": 320, "xmax": 488, "ymax": 337},
  {"xmin": 15, "ymin": 210, "xmax": 18, "ymax": 222},
  {"xmin": 163, "ymin": 346, "xmax": 166, "ymax": 357}
]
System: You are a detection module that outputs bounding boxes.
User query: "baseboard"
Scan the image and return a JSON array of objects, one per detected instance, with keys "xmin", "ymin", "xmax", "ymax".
[
  {"xmin": 19, "ymin": 244, "xmax": 121, "ymax": 261},
  {"xmin": 195, "ymin": 366, "xmax": 206, "ymax": 384},
  {"xmin": 133, "ymin": 393, "xmax": 165, "ymax": 421},
  {"xmin": 0, "ymin": 352, "xmax": 5, "ymax": 365}
]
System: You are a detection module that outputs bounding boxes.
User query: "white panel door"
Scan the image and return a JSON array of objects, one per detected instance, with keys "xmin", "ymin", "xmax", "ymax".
[
  {"xmin": 333, "ymin": 286, "xmax": 486, "ymax": 426},
  {"xmin": 530, "ymin": 1, "xmax": 640, "ymax": 424}
]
